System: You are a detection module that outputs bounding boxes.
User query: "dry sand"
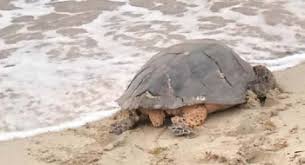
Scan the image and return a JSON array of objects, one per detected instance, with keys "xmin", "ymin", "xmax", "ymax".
[{"xmin": 0, "ymin": 63, "xmax": 305, "ymax": 165}]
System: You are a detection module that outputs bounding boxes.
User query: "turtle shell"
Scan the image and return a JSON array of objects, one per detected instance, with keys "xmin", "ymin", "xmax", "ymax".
[{"xmin": 117, "ymin": 39, "xmax": 256, "ymax": 110}]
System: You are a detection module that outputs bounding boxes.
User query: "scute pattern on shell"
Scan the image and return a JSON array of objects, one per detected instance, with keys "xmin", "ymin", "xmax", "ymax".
[{"xmin": 117, "ymin": 39, "xmax": 256, "ymax": 110}]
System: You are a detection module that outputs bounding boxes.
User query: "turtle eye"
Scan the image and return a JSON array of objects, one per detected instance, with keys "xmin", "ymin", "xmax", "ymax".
[{"xmin": 264, "ymin": 76, "xmax": 268, "ymax": 81}]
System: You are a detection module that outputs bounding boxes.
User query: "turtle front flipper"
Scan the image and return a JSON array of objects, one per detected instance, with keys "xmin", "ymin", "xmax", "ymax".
[
  {"xmin": 169, "ymin": 105, "xmax": 208, "ymax": 136},
  {"xmin": 169, "ymin": 123, "xmax": 193, "ymax": 136},
  {"xmin": 110, "ymin": 110, "xmax": 139, "ymax": 135}
]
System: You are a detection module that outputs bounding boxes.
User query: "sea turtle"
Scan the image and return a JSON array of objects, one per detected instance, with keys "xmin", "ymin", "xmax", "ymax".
[{"xmin": 110, "ymin": 39, "xmax": 276, "ymax": 136}]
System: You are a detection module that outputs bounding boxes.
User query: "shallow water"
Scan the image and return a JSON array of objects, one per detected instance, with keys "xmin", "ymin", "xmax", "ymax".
[{"xmin": 0, "ymin": 0, "xmax": 305, "ymax": 140}]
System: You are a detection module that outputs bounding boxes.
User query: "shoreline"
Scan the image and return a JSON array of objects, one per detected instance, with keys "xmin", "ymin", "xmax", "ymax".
[
  {"xmin": 0, "ymin": 63, "xmax": 305, "ymax": 165},
  {"xmin": 0, "ymin": 57, "xmax": 304, "ymax": 142},
  {"xmin": 0, "ymin": 110, "xmax": 117, "ymax": 141}
]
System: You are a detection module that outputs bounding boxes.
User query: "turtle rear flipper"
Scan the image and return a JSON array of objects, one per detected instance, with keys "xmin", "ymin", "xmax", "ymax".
[{"xmin": 110, "ymin": 111, "xmax": 139, "ymax": 135}]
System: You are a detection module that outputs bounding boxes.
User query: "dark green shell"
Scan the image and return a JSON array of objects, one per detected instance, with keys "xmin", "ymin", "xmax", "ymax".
[{"xmin": 117, "ymin": 39, "xmax": 256, "ymax": 110}]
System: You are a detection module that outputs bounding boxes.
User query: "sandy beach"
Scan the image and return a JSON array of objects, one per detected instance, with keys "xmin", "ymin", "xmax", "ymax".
[
  {"xmin": 1, "ymin": 0, "xmax": 305, "ymax": 165},
  {"xmin": 0, "ymin": 63, "xmax": 305, "ymax": 165}
]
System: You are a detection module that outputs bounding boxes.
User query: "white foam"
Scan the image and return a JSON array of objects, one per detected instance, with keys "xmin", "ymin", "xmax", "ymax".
[
  {"xmin": 250, "ymin": 52, "xmax": 305, "ymax": 71},
  {"xmin": 0, "ymin": 109, "xmax": 118, "ymax": 141},
  {"xmin": 0, "ymin": 0, "xmax": 54, "ymax": 29}
]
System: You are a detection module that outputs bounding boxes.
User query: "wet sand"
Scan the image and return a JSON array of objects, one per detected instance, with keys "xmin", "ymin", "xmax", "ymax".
[{"xmin": 1, "ymin": 63, "xmax": 305, "ymax": 165}]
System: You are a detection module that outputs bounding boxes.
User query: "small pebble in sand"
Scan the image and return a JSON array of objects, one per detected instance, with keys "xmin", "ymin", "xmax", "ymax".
[
  {"xmin": 297, "ymin": 157, "xmax": 305, "ymax": 165},
  {"xmin": 277, "ymin": 93, "xmax": 289, "ymax": 99},
  {"xmin": 270, "ymin": 139, "xmax": 288, "ymax": 151},
  {"xmin": 285, "ymin": 103, "xmax": 293, "ymax": 107},
  {"xmin": 149, "ymin": 147, "xmax": 168, "ymax": 156},
  {"xmin": 274, "ymin": 106, "xmax": 286, "ymax": 112},
  {"xmin": 262, "ymin": 120, "xmax": 277, "ymax": 131},
  {"xmin": 289, "ymin": 126, "xmax": 298, "ymax": 134}
]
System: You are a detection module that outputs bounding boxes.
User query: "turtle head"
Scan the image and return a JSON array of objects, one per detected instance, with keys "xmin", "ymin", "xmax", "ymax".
[{"xmin": 248, "ymin": 65, "xmax": 277, "ymax": 104}]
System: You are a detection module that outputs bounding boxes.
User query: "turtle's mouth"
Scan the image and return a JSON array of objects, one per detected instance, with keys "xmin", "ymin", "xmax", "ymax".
[{"xmin": 249, "ymin": 65, "xmax": 277, "ymax": 105}]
